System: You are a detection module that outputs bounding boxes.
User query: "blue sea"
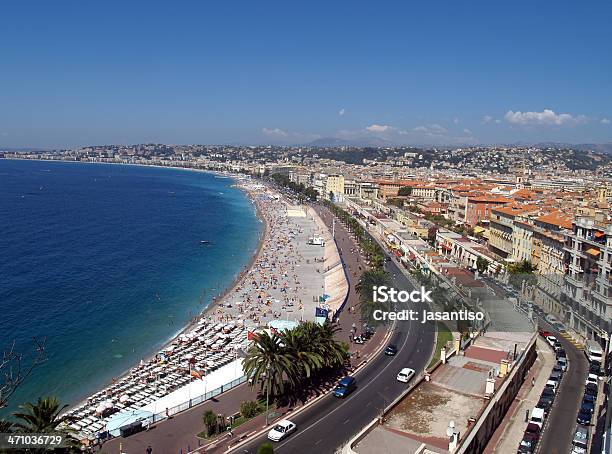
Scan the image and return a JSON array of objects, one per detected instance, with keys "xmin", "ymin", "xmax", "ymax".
[{"xmin": 0, "ymin": 160, "xmax": 261, "ymax": 414}]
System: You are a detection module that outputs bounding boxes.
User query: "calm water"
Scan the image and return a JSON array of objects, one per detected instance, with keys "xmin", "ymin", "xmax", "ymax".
[{"xmin": 0, "ymin": 160, "xmax": 261, "ymax": 414}]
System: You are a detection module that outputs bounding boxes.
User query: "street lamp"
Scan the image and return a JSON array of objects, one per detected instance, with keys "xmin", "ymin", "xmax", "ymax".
[
  {"xmin": 446, "ymin": 420, "xmax": 459, "ymax": 452},
  {"xmin": 262, "ymin": 367, "xmax": 271, "ymax": 426}
]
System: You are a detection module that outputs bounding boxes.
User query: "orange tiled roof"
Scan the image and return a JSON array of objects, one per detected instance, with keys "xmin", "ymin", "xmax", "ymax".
[{"xmin": 536, "ymin": 210, "xmax": 574, "ymax": 230}]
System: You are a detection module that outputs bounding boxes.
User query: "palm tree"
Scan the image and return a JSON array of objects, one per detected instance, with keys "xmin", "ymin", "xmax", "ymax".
[
  {"xmin": 281, "ymin": 329, "xmax": 322, "ymax": 383},
  {"xmin": 243, "ymin": 331, "xmax": 295, "ymax": 396},
  {"xmin": 356, "ymin": 269, "xmax": 392, "ymax": 325},
  {"xmin": 11, "ymin": 397, "xmax": 79, "ymax": 454},
  {"xmin": 12, "ymin": 397, "xmax": 69, "ymax": 432}
]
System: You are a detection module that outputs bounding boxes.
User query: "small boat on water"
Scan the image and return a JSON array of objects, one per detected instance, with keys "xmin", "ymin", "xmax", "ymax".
[{"xmin": 200, "ymin": 240, "xmax": 212, "ymax": 245}]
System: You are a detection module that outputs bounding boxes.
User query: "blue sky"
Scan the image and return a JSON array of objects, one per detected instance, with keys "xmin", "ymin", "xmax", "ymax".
[{"xmin": 1, "ymin": 1, "xmax": 611, "ymax": 148}]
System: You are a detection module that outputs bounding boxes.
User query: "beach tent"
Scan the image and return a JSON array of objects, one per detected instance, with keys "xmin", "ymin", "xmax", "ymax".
[
  {"xmin": 267, "ymin": 320, "xmax": 299, "ymax": 332},
  {"xmin": 106, "ymin": 409, "xmax": 154, "ymax": 437}
]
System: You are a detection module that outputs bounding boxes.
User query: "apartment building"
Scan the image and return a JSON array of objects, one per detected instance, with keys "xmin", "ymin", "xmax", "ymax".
[
  {"xmin": 531, "ymin": 211, "xmax": 573, "ymax": 319},
  {"xmin": 325, "ymin": 174, "xmax": 345, "ymax": 199},
  {"xmin": 563, "ymin": 215, "xmax": 612, "ymax": 343},
  {"xmin": 488, "ymin": 205, "xmax": 539, "ymax": 260}
]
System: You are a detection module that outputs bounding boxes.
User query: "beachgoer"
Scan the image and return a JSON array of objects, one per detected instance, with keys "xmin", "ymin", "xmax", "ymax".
[{"xmin": 146, "ymin": 446, "xmax": 152, "ymax": 454}]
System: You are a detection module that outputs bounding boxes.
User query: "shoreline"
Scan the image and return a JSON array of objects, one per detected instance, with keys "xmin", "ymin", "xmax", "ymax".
[
  {"xmin": 69, "ymin": 178, "xmax": 269, "ymax": 410},
  {"xmin": 1, "ymin": 158, "xmax": 271, "ymax": 412}
]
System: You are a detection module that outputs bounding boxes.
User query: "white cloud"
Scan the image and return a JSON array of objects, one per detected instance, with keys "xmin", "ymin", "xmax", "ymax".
[
  {"xmin": 504, "ymin": 109, "xmax": 587, "ymax": 126},
  {"xmin": 338, "ymin": 108, "xmax": 346, "ymax": 116},
  {"xmin": 412, "ymin": 124, "xmax": 447, "ymax": 134},
  {"xmin": 601, "ymin": 118, "xmax": 611, "ymax": 124},
  {"xmin": 365, "ymin": 124, "xmax": 393, "ymax": 133},
  {"xmin": 463, "ymin": 128, "xmax": 472, "ymax": 134},
  {"xmin": 482, "ymin": 115, "xmax": 493, "ymax": 124},
  {"xmin": 453, "ymin": 117, "xmax": 459, "ymax": 124},
  {"xmin": 261, "ymin": 127, "xmax": 288, "ymax": 137}
]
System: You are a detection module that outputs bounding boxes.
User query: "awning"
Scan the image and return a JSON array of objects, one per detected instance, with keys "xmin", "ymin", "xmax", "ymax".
[
  {"xmin": 586, "ymin": 247, "xmax": 600, "ymax": 257},
  {"xmin": 106, "ymin": 409, "xmax": 154, "ymax": 436}
]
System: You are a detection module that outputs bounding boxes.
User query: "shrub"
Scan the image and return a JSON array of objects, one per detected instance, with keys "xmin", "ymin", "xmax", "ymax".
[
  {"xmin": 240, "ymin": 400, "xmax": 260, "ymax": 419},
  {"xmin": 202, "ymin": 409, "xmax": 218, "ymax": 437}
]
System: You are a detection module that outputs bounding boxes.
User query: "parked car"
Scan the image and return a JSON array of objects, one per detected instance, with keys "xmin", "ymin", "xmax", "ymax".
[
  {"xmin": 333, "ymin": 376, "xmax": 357, "ymax": 398},
  {"xmin": 353, "ymin": 335, "xmax": 364, "ymax": 344},
  {"xmin": 384, "ymin": 344, "xmax": 398, "ymax": 356},
  {"xmin": 518, "ymin": 432, "xmax": 538, "ymax": 453},
  {"xmin": 552, "ymin": 364, "xmax": 565, "ymax": 376},
  {"xmin": 557, "ymin": 348, "xmax": 567, "ymax": 359},
  {"xmin": 524, "ymin": 422, "xmax": 541, "ymax": 440},
  {"xmin": 545, "ymin": 379, "xmax": 558, "ymax": 394},
  {"xmin": 267, "ymin": 419, "xmax": 297, "ymax": 442},
  {"xmin": 546, "ymin": 336, "xmax": 558, "ymax": 348},
  {"xmin": 583, "ymin": 393, "xmax": 596, "ymax": 404},
  {"xmin": 577, "ymin": 409, "xmax": 592, "ymax": 425},
  {"xmin": 557, "ymin": 357, "xmax": 568, "ymax": 371},
  {"xmin": 581, "ymin": 399, "xmax": 595, "ymax": 414},
  {"xmin": 572, "ymin": 425, "xmax": 589, "ymax": 454},
  {"xmin": 585, "ymin": 373, "xmax": 599, "ymax": 386},
  {"xmin": 397, "ymin": 367, "xmax": 416, "ymax": 383},
  {"xmin": 530, "ymin": 407, "xmax": 545, "ymax": 429},
  {"xmin": 585, "ymin": 383, "xmax": 598, "ymax": 397},
  {"xmin": 590, "ymin": 361, "xmax": 602, "ymax": 376},
  {"xmin": 539, "ymin": 330, "xmax": 553, "ymax": 338},
  {"xmin": 585, "ymin": 344, "xmax": 604, "ymax": 364},
  {"xmin": 536, "ymin": 396, "xmax": 553, "ymax": 416}
]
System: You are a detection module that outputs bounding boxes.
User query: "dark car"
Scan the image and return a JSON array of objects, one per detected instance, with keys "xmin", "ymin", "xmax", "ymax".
[
  {"xmin": 556, "ymin": 348, "xmax": 566, "ymax": 358},
  {"xmin": 384, "ymin": 344, "xmax": 398, "ymax": 356},
  {"xmin": 333, "ymin": 376, "xmax": 356, "ymax": 398},
  {"xmin": 525, "ymin": 422, "xmax": 541, "ymax": 440},
  {"xmin": 583, "ymin": 393, "xmax": 596, "ymax": 404},
  {"xmin": 577, "ymin": 409, "xmax": 593, "ymax": 425},
  {"xmin": 585, "ymin": 383, "xmax": 598, "ymax": 397},
  {"xmin": 581, "ymin": 399, "xmax": 595, "ymax": 414},
  {"xmin": 541, "ymin": 387, "xmax": 555, "ymax": 400},
  {"xmin": 536, "ymin": 396, "xmax": 553, "ymax": 416},
  {"xmin": 590, "ymin": 362, "xmax": 602, "ymax": 376},
  {"xmin": 552, "ymin": 364, "xmax": 564, "ymax": 375},
  {"xmin": 362, "ymin": 328, "xmax": 375, "ymax": 339},
  {"xmin": 518, "ymin": 432, "xmax": 538, "ymax": 453}
]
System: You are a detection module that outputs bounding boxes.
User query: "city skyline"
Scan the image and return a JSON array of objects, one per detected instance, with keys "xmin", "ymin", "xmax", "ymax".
[{"xmin": 1, "ymin": 1, "xmax": 611, "ymax": 148}]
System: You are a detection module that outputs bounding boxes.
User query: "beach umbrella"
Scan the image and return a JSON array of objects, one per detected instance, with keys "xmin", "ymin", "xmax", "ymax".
[
  {"xmin": 119, "ymin": 395, "xmax": 129, "ymax": 403},
  {"xmin": 95, "ymin": 405, "xmax": 105, "ymax": 415}
]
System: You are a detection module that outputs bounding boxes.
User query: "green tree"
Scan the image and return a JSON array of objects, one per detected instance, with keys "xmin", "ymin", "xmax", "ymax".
[
  {"xmin": 257, "ymin": 442, "xmax": 275, "ymax": 454},
  {"xmin": 281, "ymin": 329, "xmax": 323, "ymax": 382},
  {"xmin": 507, "ymin": 260, "xmax": 537, "ymax": 289},
  {"xmin": 243, "ymin": 331, "xmax": 295, "ymax": 396},
  {"xmin": 12, "ymin": 397, "xmax": 69, "ymax": 433},
  {"xmin": 240, "ymin": 400, "xmax": 260, "ymax": 419},
  {"xmin": 476, "ymin": 257, "xmax": 489, "ymax": 274},
  {"xmin": 202, "ymin": 409, "xmax": 218, "ymax": 437},
  {"xmin": 11, "ymin": 397, "xmax": 79, "ymax": 453}
]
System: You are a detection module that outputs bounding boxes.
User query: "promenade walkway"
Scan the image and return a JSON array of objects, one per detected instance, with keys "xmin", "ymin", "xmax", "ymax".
[{"xmin": 484, "ymin": 337, "xmax": 555, "ymax": 453}]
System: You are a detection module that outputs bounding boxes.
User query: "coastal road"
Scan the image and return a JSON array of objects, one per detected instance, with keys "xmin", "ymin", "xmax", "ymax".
[
  {"xmin": 535, "ymin": 319, "xmax": 588, "ymax": 454},
  {"xmin": 235, "ymin": 207, "xmax": 435, "ymax": 454}
]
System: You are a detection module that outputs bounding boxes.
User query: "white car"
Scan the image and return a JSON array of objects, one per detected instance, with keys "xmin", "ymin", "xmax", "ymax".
[
  {"xmin": 586, "ymin": 373, "xmax": 599, "ymax": 386},
  {"xmin": 546, "ymin": 335, "xmax": 558, "ymax": 348},
  {"xmin": 267, "ymin": 419, "xmax": 297, "ymax": 442},
  {"xmin": 397, "ymin": 367, "xmax": 416, "ymax": 383}
]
